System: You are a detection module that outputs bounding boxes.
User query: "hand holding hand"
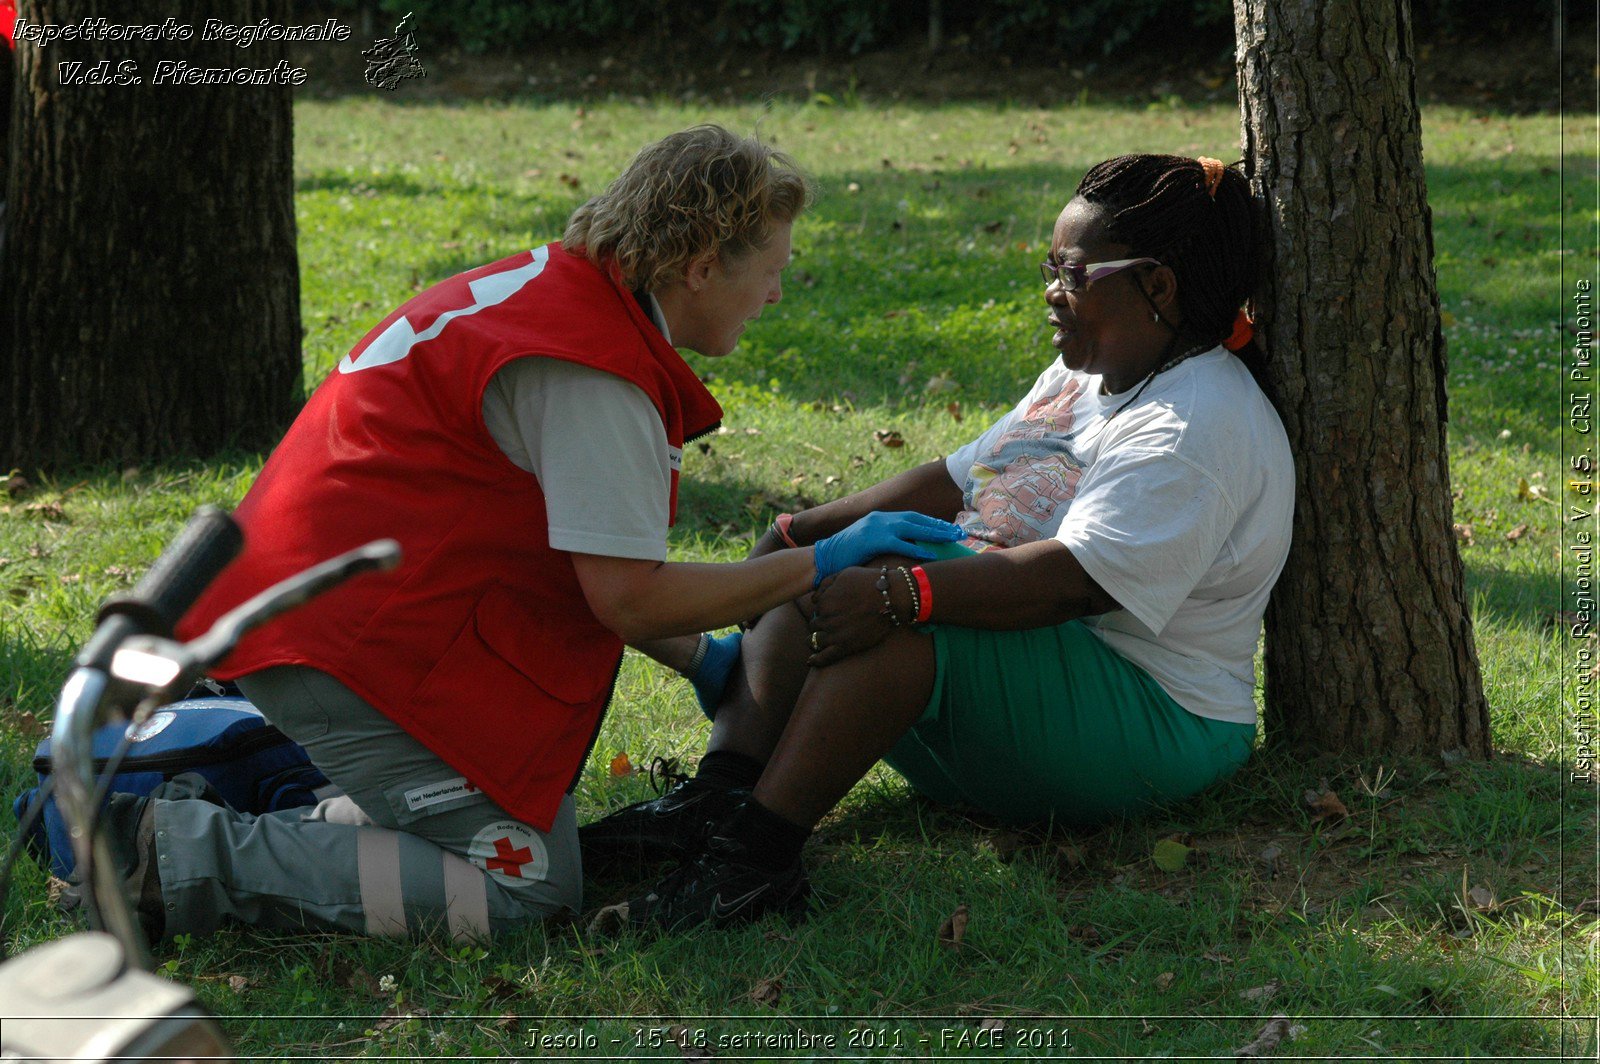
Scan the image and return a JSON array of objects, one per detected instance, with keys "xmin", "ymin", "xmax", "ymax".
[{"xmin": 812, "ymin": 511, "xmax": 963, "ymax": 586}]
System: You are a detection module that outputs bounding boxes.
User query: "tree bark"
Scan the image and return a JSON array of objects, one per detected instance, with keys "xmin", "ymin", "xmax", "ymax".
[
  {"xmin": 1234, "ymin": 0, "xmax": 1491, "ymax": 757},
  {"xmin": 1, "ymin": 0, "xmax": 300, "ymax": 472}
]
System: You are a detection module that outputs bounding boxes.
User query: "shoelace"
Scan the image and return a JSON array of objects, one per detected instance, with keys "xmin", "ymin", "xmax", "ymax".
[{"xmin": 645, "ymin": 755, "xmax": 689, "ymax": 796}]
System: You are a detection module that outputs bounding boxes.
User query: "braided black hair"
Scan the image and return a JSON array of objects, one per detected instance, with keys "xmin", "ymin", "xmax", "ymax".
[{"xmin": 1075, "ymin": 154, "xmax": 1258, "ymax": 363}]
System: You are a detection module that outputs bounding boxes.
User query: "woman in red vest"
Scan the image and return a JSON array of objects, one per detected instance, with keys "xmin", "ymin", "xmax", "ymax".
[{"xmin": 91, "ymin": 125, "xmax": 962, "ymax": 945}]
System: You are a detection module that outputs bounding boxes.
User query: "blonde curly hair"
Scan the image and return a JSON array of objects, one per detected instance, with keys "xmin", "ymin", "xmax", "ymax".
[{"xmin": 563, "ymin": 124, "xmax": 814, "ymax": 291}]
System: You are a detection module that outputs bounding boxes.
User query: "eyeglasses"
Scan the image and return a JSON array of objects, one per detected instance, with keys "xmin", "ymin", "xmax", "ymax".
[{"xmin": 1039, "ymin": 256, "xmax": 1160, "ymax": 291}]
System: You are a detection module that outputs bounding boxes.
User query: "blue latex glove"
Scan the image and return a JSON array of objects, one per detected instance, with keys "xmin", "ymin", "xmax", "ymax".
[
  {"xmin": 689, "ymin": 630, "xmax": 742, "ymax": 721},
  {"xmin": 812, "ymin": 511, "xmax": 966, "ymax": 586}
]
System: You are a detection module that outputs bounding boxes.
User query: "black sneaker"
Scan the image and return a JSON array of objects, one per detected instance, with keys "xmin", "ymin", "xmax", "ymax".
[
  {"xmin": 580, "ymin": 775, "xmax": 749, "ymax": 874},
  {"xmin": 588, "ymin": 831, "xmax": 810, "ymax": 934}
]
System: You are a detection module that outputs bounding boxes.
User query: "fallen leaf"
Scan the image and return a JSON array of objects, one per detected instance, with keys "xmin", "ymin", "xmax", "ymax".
[
  {"xmin": 939, "ymin": 903, "xmax": 970, "ymax": 948},
  {"xmin": 978, "ymin": 1018, "xmax": 1006, "ymax": 1031},
  {"xmin": 1516, "ymin": 476, "xmax": 1555, "ymax": 502},
  {"xmin": 924, "ymin": 373, "xmax": 959, "ymax": 394},
  {"xmin": 587, "ymin": 903, "xmax": 628, "ymax": 935},
  {"xmin": 1303, "ymin": 786, "xmax": 1349, "ymax": 824},
  {"xmin": 749, "ymin": 978, "xmax": 783, "ymax": 1007},
  {"xmin": 1202, "ymin": 950, "xmax": 1235, "ymax": 964},
  {"xmin": 1239, "ymin": 981, "xmax": 1280, "ymax": 1004},
  {"xmin": 609, "ymin": 752, "xmax": 634, "ymax": 777},
  {"xmin": 1154, "ymin": 971, "xmax": 1175, "ymax": 990},
  {"xmin": 1065, "ymin": 923, "xmax": 1102, "ymax": 945},
  {"xmin": 558, "ymin": 173, "xmax": 581, "ymax": 189},
  {"xmin": 1257, "ymin": 843, "xmax": 1283, "ymax": 875},
  {"xmin": 1466, "ymin": 879, "xmax": 1496, "ymax": 912},
  {"xmin": 1152, "ymin": 835, "xmax": 1191, "ymax": 872},
  {"xmin": 1054, "ymin": 843, "xmax": 1085, "ymax": 868},
  {"xmin": 988, "ymin": 830, "xmax": 1027, "ymax": 861},
  {"xmin": 873, "ymin": 429, "xmax": 905, "ymax": 448},
  {"xmin": 11, "ymin": 712, "xmax": 47, "ymax": 738},
  {"xmin": 1234, "ymin": 1014, "xmax": 1292, "ymax": 1056},
  {"xmin": 1504, "ymin": 523, "xmax": 1529, "ymax": 542},
  {"xmin": 226, "ymin": 975, "xmax": 250, "ymax": 993},
  {"xmin": 947, "ymin": 401, "xmax": 963, "ymax": 421},
  {"xmin": 481, "ymin": 974, "xmax": 522, "ymax": 1002},
  {"xmin": 22, "ymin": 501, "xmax": 65, "ymax": 520},
  {"xmin": 370, "ymin": 1005, "xmax": 429, "ymax": 1035},
  {"xmin": 1453, "ymin": 522, "xmax": 1475, "ymax": 545},
  {"xmin": 883, "ymin": 309, "xmax": 908, "ymax": 319}
]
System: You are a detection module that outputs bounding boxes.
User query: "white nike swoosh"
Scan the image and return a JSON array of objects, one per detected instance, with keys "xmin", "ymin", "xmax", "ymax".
[{"xmin": 710, "ymin": 883, "xmax": 770, "ymax": 919}]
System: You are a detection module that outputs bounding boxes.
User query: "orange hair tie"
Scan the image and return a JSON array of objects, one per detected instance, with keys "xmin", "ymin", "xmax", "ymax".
[
  {"xmin": 1197, "ymin": 156, "xmax": 1225, "ymax": 198},
  {"xmin": 1223, "ymin": 309, "xmax": 1254, "ymax": 351}
]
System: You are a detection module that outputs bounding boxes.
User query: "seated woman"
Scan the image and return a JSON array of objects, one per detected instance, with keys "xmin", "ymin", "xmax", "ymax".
[{"xmin": 583, "ymin": 153, "xmax": 1296, "ymax": 931}]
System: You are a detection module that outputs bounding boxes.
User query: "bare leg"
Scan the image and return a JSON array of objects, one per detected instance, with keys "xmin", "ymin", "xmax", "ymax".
[
  {"xmin": 704, "ymin": 599, "xmax": 814, "ymax": 762},
  {"xmin": 753, "ymin": 626, "xmax": 936, "ymax": 829}
]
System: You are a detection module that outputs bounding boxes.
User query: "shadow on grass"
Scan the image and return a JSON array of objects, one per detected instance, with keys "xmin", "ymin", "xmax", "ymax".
[
  {"xmin": 1464, "ymin": 557, "xmax": 1564, "ymax": 633},
  {"xmin": 295, "ymin": 137, "xmax": 1570, "ymax": 424},
  {"xmin": 818, "ymin": 743, "xmax": 1593, "ymax": 926}
]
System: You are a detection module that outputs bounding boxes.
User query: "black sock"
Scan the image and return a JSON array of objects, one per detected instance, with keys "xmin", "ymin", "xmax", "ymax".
[
  {"xmin": 715, "ymin": 796, "xmax": 810, "ymax": 871},
  {"xmin": 694, "ymin": 749, "xmax": 763, "ymax": 791}
]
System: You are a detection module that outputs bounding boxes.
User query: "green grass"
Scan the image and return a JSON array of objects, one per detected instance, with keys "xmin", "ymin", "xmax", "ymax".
[{"xmin": 2, "ymin": 94, "xmax": 1596, "ymax": 1059}]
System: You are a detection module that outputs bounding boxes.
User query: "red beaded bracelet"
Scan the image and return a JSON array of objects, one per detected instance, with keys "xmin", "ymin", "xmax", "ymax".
[
  {"xmin": 772, "ymin": 513, "xmax": 800, "ymax": 548},
  {"xmin": 910, "ymin": 565, "xmax": 933, "ymax": 623}
]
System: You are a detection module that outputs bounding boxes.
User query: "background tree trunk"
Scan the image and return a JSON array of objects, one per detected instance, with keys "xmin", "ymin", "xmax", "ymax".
[
  {"xmin": 1, "ymin": 0, "xmax": 300, "ymax": 472},
  {"xmin": 1233, "ymin": 0, "xmax": 1491, "ymax": 757}
]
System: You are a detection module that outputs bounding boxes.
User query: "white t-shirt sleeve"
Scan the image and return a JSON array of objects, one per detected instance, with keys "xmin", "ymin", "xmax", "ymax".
[
  {"xmin": 483, "ymin": 358, "xmax": 671, "ymax": 561},
  {"xmin": 1057, "ymin": 447, "xmax": 1238, "ymax": 635}
]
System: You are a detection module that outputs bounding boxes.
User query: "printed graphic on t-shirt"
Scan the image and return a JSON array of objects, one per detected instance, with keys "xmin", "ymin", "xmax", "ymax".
[{"xmin": 956, "ymin": 378, "xmax": 1088, "ymax": 548}]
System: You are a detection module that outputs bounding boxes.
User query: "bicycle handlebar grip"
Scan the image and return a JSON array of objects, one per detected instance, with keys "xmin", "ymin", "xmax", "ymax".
[{"xmin": 96, "ymin": 505, "xmax": 244, "ymax": 637}]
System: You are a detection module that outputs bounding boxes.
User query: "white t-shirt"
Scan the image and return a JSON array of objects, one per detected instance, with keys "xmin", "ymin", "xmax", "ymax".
[
  {"xmin": 480, "ymin": 295, "xmax": 675, "ymax": 562},
  {"xmin": 943, "ymin": 348, "xmax": 1294, "ymax": 724}
]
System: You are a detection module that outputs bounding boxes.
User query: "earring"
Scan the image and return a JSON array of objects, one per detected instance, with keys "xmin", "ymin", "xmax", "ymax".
[{"xmin": 1151, "ymin": 311, "xmax": 1161, "ymax": 323}]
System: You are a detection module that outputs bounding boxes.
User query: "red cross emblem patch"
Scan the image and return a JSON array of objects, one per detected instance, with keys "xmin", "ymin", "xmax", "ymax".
[
  {"xmin": 488, "ymin": 836, "xmax": 533, "ymax": 877},
  {"xmin": 469, "ymin": 821, "xmax": 547, "ymax": 882}
]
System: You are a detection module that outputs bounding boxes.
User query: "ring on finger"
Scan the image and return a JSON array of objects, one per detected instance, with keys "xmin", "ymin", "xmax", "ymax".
[{"xmin": 810, "ymin": 631, "xmax": 821, "ymax": 651}]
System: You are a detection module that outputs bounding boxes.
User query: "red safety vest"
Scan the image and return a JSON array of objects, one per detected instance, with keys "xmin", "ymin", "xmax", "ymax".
[{"xmin": 179, "ymin": 244, "xmax": 722, "ymax": 831}]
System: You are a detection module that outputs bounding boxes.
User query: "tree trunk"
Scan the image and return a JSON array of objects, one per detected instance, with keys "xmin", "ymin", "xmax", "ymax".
[
  {"xmin": 1, "ymin": 0, "xmax": 300, "ymax": 472},
  {"xmin": 1233, "ymin": 0, "xmax": 1491, "ymax": 757}
]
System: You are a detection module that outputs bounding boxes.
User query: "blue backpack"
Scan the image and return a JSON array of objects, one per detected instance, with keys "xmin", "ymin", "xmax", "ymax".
[{"xmin": 13, "ymin": 696, "xmax": 329, "ymax": 879}]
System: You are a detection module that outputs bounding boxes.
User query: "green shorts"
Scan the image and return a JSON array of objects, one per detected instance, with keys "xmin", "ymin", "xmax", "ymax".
[{"xmin": 884, "ymin": 544, "xmax": 1255, "ymax": 827}]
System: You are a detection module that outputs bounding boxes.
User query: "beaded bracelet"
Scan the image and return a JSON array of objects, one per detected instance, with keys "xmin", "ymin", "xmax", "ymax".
[
  {"xmin": 772, "ymin": 512, "xmax": 800, "ymax": 548},
  {"xmin": 896, "ymin": 565, "xmax": 921, "ymax": 626},
  {"xmin": 876, "ymin": 566, "xmax": 902, "ymax": 627}
]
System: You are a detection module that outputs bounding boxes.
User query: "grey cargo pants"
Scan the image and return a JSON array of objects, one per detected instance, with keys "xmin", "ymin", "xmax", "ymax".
[{"xmin": 150, "ymin": 665, "xmax": 582, "ymax": 941}]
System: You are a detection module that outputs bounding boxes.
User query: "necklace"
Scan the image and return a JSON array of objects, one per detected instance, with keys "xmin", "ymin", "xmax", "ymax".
[{"xmin": 1106, "ymin": 341, "xmax": 1211, "ymax": 421}]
